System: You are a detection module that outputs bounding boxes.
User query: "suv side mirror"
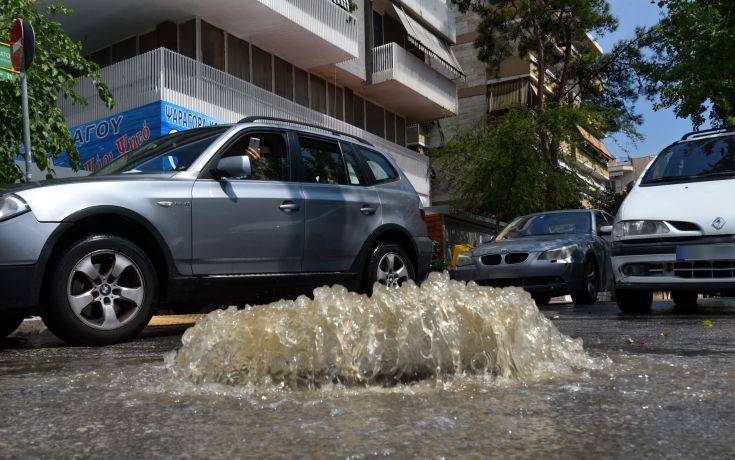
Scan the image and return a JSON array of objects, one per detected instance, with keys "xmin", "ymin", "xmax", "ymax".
[
  {"xmin": 598, "ymin": 225, "xmax": 613, "ymax": 236},
  {"xmin": 215, "ymin": 155, "xmax": 251, "ymax": 179}
]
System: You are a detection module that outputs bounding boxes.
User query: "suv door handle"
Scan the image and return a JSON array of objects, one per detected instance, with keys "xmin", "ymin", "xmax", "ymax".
[
  {"xmin": 279, "ymin": 201, "xmax": 300, "ymax": 213},
  {"xmin": 360, "ymin": 205, "xmax": 377, "ymax": 216}
]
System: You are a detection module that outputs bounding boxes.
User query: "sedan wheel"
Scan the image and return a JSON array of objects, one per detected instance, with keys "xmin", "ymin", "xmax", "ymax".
[
  {"xmin": 571, "ymin": 256, "xmax": 599, "ymax": 305},
  {"xmin": 42, "ymin": 235, "xmax": 157, "ymax": 346}
]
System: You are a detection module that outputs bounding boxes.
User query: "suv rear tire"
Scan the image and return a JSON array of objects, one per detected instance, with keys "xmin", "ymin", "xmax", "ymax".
[
  {"xmin": 365, "ymin": 242, "xmax": 415, "ymax": 293},
  {"xmin": 616, "ymin": 289, "xmax": 653, "ymax": 313},
  {"xmin": 41, "ymin": 235, "xmax": 158, "ymax": 346},
  {"xmin": 1, "ymin": 311, "xmax": 25, "ymax": 340}
]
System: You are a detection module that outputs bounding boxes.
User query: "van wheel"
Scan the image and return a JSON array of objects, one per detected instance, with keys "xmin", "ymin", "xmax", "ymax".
[
  {"xmin": 672, "ymin": 291, "xmax": 698, "ymax": 311},
  {"xmin": 616, "ymin": 289, "xmax": 653, "ymax": 313},
  {"xmin": 41, "ymin": 235, "xmax": 158, "ymax": 346},
  {"xmin": 532, "ymin": 294, "xmax": 552, "ymax": 306},
  {"xmin": 365, "ymin": 243, "xmax": 415, "ymax": 293},
  {"xmin": 1, "ymin": 311, "xmax": 25, "ymax": 340}
]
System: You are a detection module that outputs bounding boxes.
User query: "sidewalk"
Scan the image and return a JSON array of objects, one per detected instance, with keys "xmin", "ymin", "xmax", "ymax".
[{"xmin": 14, "ymin": 315, "xmax": 203, "ymax": 336}]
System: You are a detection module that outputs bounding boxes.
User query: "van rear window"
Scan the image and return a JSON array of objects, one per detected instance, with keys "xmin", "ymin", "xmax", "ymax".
[{"xmin": 642, "ymin": 134, "xmax": 735, "ymax": 185}]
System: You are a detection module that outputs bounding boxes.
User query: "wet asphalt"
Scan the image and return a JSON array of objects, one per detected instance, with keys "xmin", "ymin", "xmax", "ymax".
[{"xmin": 2, "ymin": 299, "xmax": 735, "ymax": 459}]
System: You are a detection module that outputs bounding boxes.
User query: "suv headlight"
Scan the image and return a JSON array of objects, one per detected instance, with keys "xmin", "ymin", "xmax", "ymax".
[
  {"xmin": 613, "ymin": 220, "xmax": 670, "ymax": 240},
  {"xmin": 539, "ymin": 244, "xmax": 579, "ymax": 263},
  {"xmin": 0, "ymin": 194, "xmax": 30, "ymax": 222},
  {"xmin": 455, "ymin": 252, "xmax": 474, "ymax": 268}
]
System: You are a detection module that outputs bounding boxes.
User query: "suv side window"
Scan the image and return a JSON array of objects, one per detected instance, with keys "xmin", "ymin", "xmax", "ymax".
[
  {"xmin": 356, "ymin": 147, "xmax": 398, "ymax": 183},
  {"xmin": 298, "ymin": 136, "xmax": 349, "ymax": 185},
  {"xmin": 219, "ymin": 131, "xmax": 289, "ymax": 181}
]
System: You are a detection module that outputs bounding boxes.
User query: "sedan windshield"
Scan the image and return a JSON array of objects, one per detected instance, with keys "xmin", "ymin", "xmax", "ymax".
[
  {"xmin": 497, "ymin": 212, "xmax": 591, "ymax": 241},
  {"xmin": 92, "ymin": 127, "xmax": 228, "ymax": 176},
  {"xmin": 642, "ymin": 134, "xmax": 735, "ymax": 185}
]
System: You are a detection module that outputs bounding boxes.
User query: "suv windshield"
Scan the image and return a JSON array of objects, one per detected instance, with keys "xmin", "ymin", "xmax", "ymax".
[
  {"xmin": 92, "ymin": 127, "xmax": 228, "ymax": 176},
  {"xmin": 497, "ymin": 212, "xmax": 591, "ymax": 241},
  {"xmin": 642, "ymin": 134, "xmax": 735, "ymax": 185}
]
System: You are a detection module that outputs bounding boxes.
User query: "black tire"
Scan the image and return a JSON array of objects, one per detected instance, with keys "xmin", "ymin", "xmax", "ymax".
[
  {"xmin": 41, "ymin": 235, "xmax": 158, "ymax": 346},
  {"xmin": 0, "ymin": 311, "xmax": 25, "ymax": 340},
  {"xmin": 616, "ymin": 289, "xmax": 653, "ymax": 313},
  {"xmin": 365, "ymin": 242, "xmax": 416, "ymax": 293},
  {"xmin": 672, "ymin": 291, "xmax": 699, "ymax": 311},
  {"xmin": 532, "ymin": 293, "xmax": 552, "ymax": 306},
  {"xmin": 571, "ymin": 256, "xmax": 599, "ymax": 305}
]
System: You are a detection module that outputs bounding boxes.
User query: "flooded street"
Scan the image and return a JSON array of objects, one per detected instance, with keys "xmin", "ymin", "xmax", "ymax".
[{"xmin": 2, "ymin": 287, "xmax": 735, "ymax": 458}]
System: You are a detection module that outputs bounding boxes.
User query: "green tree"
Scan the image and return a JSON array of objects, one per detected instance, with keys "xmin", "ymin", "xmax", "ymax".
[
  {"xmin": 433, "ymin": 0, "xmax": 642, "ymax": 218},
  {"xmin": 637, "ymin": 0, "xmax": 735, "ymax": 128},
  {"xmin": 0, "ymin": 0, "xmax": 113, "ymax": 184}
]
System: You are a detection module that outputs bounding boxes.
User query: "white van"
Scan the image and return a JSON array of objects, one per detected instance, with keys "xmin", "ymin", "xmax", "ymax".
[{"xmin": 610, "ymin": 128, "xmax": 735, "ymax": 312}]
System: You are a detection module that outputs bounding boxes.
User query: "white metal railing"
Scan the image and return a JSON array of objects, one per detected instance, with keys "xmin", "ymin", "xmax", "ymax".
[
  {"xmin": 398, "ymin": 0, "xmax": 456, "ymax": 43},
  {"xmin": 372, "ymin": 43, "xmax": 458, "ymax": 115},
  {"xmin": 260, "ymin": 0, "xmax": 359, "ymax": 56},
  {"xmin": 57, "ymin": 48, "xmax": 430, "ymax": 196}
]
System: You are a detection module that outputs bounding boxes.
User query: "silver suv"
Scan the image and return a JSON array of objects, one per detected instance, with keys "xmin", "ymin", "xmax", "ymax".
[{"xmin": 0, "ymin": 117, "xmax": 432, "ymax": 345}]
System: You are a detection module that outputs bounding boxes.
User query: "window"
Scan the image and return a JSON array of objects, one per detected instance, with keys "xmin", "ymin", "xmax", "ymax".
[
  {"xmin": 201, "ymin": 21, "xmax": 225, "ymax": 71},
  {"xmin": 220, "ymin": 132, "xmax": 289, "ymax": 181},
  {"xmin": 274, "ymin": 57, "xmax": 294, "ymax": 100},
  {"xmin": 227, "ymin": 34, "xmax": 250, "ymax": 81},
  {"xmin": 310, "ymin": 75, "xmax": 327, "ymax": 114},
  {"xmin": 357, "ymin": 147, "xmax": 398, "ymax": 183},
  {"xmin": 366, "ymin": 101, "xmax": 385, "ymax": 137},
  {"xmin": 642, "ymin": 134, "xmax": 735, "ymax": 185},
  {"xmin": 111, "ymin": 37, "xmax": 137, "ymax": 64},
  {"xmin": 372, "ymin": 10, "xmax": 384, "ymax": 48},
  {"xmin": 396, "ymin": 116, "xmax": 406, "ymax": 146},
  {"xmin": 252, "ymin": 46, "xmax": 273, "ymax": 91},
  {"xmin": 294, "ymin": 67, "xmax": 310, "ymax": 107},
  {"xmin": 179, "ymin": 19, "xmax": 197, "ymax": 59},
  {"xmin": 298, "ymin": 137, "xmax": 348, "ymax": 185},
  {"xmin": 343, "ymin": 147, "xmax": 366, "ymax": 185},
  {"xmin": 93, "ymin": 127, "xmax": 229, "ymax": 176}
]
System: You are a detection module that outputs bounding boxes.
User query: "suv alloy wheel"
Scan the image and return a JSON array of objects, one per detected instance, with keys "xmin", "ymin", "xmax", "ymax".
[
  {"xmin": 42, "ymin": 235, "xmax": 158, "ymax": 345},
  {"xmin": 366, "ymin": 242, "xmax": 415, "ymax": 292}
]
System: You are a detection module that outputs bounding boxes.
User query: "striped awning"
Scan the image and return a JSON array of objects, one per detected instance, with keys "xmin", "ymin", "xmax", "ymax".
[{"xmin": 392, "ymin": 4, "xmax": 464, "ymax": 78}]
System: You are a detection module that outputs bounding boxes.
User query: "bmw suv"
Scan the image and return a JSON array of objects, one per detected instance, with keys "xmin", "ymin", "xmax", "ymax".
[{"xmin": 0, "ymin": 117, "xmax": 432, "ymax": 345}]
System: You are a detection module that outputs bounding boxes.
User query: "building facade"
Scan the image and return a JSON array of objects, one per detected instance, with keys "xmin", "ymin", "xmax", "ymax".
[
  {"xmin": 432, "ymin": 8, "xmax": 614, "ymax": 205},
  {"xmin": 608, "ymin": 155, "xmax": 654, "ymax": 194},
  {"xmin": 53, "ymin": 0, "xmax": 463, "ymax": 206}
]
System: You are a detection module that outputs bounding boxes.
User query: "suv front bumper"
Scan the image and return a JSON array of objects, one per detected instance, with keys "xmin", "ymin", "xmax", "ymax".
[{"xmin": 0, "ymin": 212, "xmax": 61, "ymax": 312}]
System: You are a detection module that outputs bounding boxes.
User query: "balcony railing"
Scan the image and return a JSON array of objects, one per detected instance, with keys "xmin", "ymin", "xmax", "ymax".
[
  {"xmin": 371, "ymin": 42, "xmax": 458, "ymax": 117},
  {"xmin": 57, "ymin": 48, "xmax": 429, "ymax": 196}
]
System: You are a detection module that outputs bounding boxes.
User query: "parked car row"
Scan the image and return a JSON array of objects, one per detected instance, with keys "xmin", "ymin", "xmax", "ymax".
[{"xmin": 452, "ymin": 127, "xmax": 735, "ymax": 314}]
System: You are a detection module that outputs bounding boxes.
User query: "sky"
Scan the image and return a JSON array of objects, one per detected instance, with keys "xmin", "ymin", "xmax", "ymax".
[{"xmin": 594, "ymin": 0, "xmax": 699, "ymax": 159}]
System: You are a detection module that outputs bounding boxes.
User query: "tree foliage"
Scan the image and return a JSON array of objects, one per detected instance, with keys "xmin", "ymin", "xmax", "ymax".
[
  {"xmin": 433, "ymin": 0, "xmax": 641, "ymax": 219},
  {"xmin": 0, "ymin": 0, "xmax": 113, "ymax": 183},
  {"xmin": 637, "ymin": 0, "xmax": 735, "ymax": 128}
]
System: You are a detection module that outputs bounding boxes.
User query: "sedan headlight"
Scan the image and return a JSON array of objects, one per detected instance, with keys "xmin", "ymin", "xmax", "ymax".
[
  {"xmin": 455, "ymin": 252, "xmax": 474, "ymax": 268},
  {"xmin": 0, "ymin": 194, "xmax": 30, "ymax": 222},
  {"xmin": 613, "ymin": 220, "xmax": 670, "ymax": 240},
  {"xmin": 539, "ymin": 244, "xmax": 579, "ymax": 263}
]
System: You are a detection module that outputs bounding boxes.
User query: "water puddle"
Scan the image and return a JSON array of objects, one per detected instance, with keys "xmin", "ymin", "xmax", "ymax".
[{"xmin": 167, "ymin": 273, "xmax": 600, "ymax": 388}]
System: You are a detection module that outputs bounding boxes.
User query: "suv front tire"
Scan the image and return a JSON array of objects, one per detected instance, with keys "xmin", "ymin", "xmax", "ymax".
[{"xmin": 42, "ymin": 235, "xmax": 158, "ymax": 346}]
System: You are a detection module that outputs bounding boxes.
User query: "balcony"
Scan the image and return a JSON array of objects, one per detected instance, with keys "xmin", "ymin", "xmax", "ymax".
[
  {"xmin": 59, "ymin": 0, "xmax": 359, "ymax": 70},
  {"xmin": 57, "ymin": 48, "xmax": 430, "ymax": 198},
  {"xmin": 364, "ymin": 43, "xmax": 458, "ymax": 122},
  {"xmin": 398, "ymin": 0, "xmax": 456, "ymax": 43}
]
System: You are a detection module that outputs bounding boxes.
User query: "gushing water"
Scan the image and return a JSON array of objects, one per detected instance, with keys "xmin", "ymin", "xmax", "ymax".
[{"xmin": 167, "ymin": 273, "xmax": 595, "ymax": 387}]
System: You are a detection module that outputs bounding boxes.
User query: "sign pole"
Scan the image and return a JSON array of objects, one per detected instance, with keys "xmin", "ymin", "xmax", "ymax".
[{"xmin": 21, "ymin": 70, "xmax": 31, "ymax": 181}]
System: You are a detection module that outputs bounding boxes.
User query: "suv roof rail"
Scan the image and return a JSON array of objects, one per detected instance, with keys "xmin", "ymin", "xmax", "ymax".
[
  {"xmin": 681, "ymin": 127, "xmax": 735, "ymax": 141},
  {"xmin": 238, "ymin": 116, "xmax": 374, "ymax": 147}
]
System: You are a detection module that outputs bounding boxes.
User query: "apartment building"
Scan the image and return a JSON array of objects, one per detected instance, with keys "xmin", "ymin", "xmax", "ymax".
[
  {"xmin": 608, "ymin": 155, "xmax": 654, "ymax": 194},
  {"xmin": 431, "ymin": 8, "xmax": 614, "ymax": 204},
  {"xmin": 52, "ymin": 0, "xmax": 463, "ymax": 206}
]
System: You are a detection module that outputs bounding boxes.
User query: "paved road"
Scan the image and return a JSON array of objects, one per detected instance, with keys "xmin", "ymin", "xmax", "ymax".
[{"xmin": 2, "ymin": 300, "xmax": 735, "ymax": 458}]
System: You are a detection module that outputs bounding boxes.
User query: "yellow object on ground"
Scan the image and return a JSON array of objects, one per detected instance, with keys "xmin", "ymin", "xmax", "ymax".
[
  {"xmin": 147, "ymin": 314, "xmax": 204, "ymax": 327},
  {"xmin": 451, "ymin": 244, "xmax": 475, "ymax": 268}
]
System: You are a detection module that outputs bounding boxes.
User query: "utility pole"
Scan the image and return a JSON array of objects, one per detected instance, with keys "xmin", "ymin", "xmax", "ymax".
[
  {"xmin": 21, "ymin": 70, "xmax": 31, "ymax": 181},
  {"xmin": 10, "ymin": 19, "xmax": 36, "ymax": 182}
]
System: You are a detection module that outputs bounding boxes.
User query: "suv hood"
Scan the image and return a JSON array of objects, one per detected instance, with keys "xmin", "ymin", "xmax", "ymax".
[
  {"xmin": 621, "ymin": 179, "xmax": 735, "ymax": 235},
  {"xmin": 0, "ymin": 173, "xmax": 176, "ymax": 196},
  {"xmin": 472, "ymin": 234, "xmax": 585, "ymax": 256}
]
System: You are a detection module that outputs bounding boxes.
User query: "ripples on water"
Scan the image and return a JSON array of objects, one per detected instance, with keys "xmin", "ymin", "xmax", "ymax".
[{"xmin": 167, "ymin": 273, "xmax": 601, "ymax": 389}]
